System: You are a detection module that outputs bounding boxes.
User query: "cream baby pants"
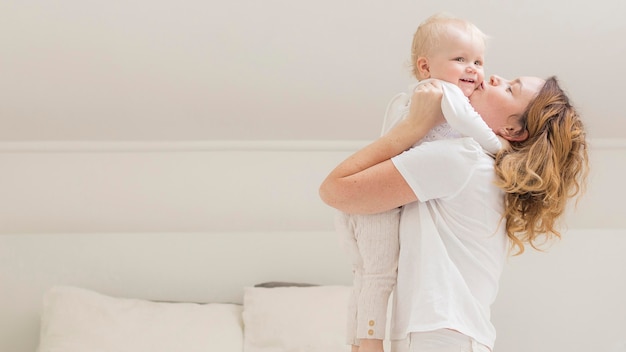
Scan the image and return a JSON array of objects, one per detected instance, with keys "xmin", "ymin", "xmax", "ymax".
[{"xmin": 336, "ymin": 208, "xmax": 401, "ymax": 345}]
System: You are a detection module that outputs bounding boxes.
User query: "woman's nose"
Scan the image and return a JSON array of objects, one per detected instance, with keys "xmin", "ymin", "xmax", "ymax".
[{"xmin": 489, "ymin": 75, "xmax": 502, "ymax": 86}]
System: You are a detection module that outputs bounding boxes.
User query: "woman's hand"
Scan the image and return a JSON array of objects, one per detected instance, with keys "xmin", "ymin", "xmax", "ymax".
[
  {"xmin": 381, "ymin": 80, "xmax": 445, "ymax": 148},
  {"xmin": 406, "ymin": 80, "xmax": 445, "ymax": 131}
]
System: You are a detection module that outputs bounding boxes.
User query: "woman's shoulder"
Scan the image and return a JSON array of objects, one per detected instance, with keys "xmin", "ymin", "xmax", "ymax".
[
  {"xmin": 394, "ymin": 138, "xmax": 491, "ymax": 177},
  {"xmin": 392, "ymin": 138, "xmax": 495, "ymax": 202}
]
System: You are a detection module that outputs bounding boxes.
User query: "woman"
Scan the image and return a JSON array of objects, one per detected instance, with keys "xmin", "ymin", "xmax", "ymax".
[{"xmin": 319, "ymin": 75, "xmax": 588, "ymax": 352}]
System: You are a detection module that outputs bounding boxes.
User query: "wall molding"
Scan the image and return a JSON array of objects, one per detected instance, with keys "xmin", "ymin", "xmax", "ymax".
[
  {"xmin": 0, "ymin": 140, "xmax": 369, "ymax": 153},
  {"xmin": 0, "ymin": 138, "xmax": 623, "ymax": 153}
]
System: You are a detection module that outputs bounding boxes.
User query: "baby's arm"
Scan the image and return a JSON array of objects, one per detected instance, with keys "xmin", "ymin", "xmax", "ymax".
[
  {"xmin": 381, "ymin": 91, "xmax": 411, "ymax": 136},
  {"xmin": 438, "ymin": 81, "xmax": 502, "ymax": 154}
]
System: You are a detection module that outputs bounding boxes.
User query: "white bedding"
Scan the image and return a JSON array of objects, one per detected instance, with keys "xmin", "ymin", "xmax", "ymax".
[
  {"xmin": 38, "ymin": 286, "xmax": 244, "ymax": 352},
  {"xmin": 0, "ymin": 231, "xmax": 353, "ymax": 352},
  {"xmin": 37, "ymin": 285, "xmax": 369, "ymax": 352}
]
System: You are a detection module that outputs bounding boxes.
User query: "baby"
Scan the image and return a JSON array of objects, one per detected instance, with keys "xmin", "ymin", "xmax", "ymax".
[{"xmin": 337, "ymin": 13, "xmax": 500, "ymax": 352}]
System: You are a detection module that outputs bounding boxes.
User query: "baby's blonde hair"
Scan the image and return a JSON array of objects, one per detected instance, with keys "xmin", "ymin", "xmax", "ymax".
[{"xmin": 410, "ymin": 13, "xmax": 488, "ymax": 78}]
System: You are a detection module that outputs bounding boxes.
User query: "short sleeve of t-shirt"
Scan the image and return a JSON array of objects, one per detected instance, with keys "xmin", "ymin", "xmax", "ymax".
[{"xmin": 391, "ymin": 137, "xmax": 484, "ymax": 202}]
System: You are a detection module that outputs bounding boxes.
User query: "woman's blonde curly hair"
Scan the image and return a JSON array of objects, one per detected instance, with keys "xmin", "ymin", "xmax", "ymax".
[{"xmin": 494, "ymin": 76, "xmax": 589, "ymax": 255}]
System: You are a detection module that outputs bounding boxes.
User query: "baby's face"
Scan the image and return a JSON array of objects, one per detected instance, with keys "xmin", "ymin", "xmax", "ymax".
[{"xmin": 426, "ymin": 26, "xmax": 485, "ymax": 97}]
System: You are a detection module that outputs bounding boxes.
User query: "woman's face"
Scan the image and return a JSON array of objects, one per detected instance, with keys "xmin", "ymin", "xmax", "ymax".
[{"xmin": 469, "ymin": 75, "xmax": 545, "ymax": 139}]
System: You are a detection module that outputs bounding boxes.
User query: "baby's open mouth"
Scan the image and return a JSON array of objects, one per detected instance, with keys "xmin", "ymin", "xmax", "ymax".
[{"xmin": 467, "ymin": 80, "xmax": 484, "ymax": 91}]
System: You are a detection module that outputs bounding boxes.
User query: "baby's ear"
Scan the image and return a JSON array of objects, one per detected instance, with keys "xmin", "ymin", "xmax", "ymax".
[{"xmin": 416, "ymin": 57, "xmax": 430, "ymax": 79}]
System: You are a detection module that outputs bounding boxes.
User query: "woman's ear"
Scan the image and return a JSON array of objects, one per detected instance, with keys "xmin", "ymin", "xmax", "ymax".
[
  {"xmin": 499, "ymin": 115, "xmax": 529, "ymax": 142},
  {"xmin": 498, "ymin": 125, "xmax": 529, "ymax": 142},
  {"xmin": 416, "ymin": 57, "xmax": 430, "ymax": 79}
]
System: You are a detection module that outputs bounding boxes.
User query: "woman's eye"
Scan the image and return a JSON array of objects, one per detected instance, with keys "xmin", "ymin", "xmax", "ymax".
[{"xmin": 506, "ymin": 86, "xmax": 513, "ymax": 93}]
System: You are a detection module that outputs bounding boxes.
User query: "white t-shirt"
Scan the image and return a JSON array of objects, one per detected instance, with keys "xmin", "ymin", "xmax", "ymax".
[{"xmin": 390, "ymin": 137, "xmax": 509, "ymax": 349}]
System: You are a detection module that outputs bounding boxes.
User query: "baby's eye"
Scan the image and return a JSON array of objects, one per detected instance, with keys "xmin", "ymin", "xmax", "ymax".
[
  {"xmin": 454, "ymin": 57, "xmax": 465, "ymax": 62},
  {"xmin": 474, "ymin": 60, "xmax": 483, "ymax": 66}
]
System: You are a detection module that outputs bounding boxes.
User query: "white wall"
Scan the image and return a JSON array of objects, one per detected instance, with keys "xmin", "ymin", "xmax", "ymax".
[
  {"xmin": 0, "ymin": 141, "xmax": 350, "ymax": 233},
  {"xmin": 1, "ymin": 139, "xmax": 624, "ymax": 232},
  {"xmin": 493, "ymin": 229, "xmax": 626, "ymax": 352},
  {"xmin": 1, "ymin": 0, "xmax": 625, "ymax": 141},
  {"xmin": 2, "ymin": 0, "xmax": 625, "ymax": 351}
]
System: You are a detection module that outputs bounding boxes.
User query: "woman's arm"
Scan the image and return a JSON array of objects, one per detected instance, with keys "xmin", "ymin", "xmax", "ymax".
[{"xmin": 319, "ymin": 81, "xmax": 445, "ymax": 214}]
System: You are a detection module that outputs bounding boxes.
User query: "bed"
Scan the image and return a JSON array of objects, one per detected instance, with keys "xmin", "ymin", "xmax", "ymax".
[
  {"xmin": 36, "ymin": 283, "xmax": 365, "ymax": 352},
  {"xmin": 1, "ymin": 230, "xmax": 360, "ymax": 352}
]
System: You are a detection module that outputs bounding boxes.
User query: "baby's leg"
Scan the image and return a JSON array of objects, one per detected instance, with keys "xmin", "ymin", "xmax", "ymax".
[
  {"xmin": 352, "ymin": 208, "xmax": 400, "ymax": 342},
  {"xmin": 336, "ymin": 211, "xmax": 363, "ymax": 347}
]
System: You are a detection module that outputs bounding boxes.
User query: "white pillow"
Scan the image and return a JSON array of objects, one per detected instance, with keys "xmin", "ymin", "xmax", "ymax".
[
  {"xmin": 242, "ymin": 285, "xmax": 352, "ymax": 352},
  {"xmin": 37, "ymin": 286, "xmax": 243, "ymax": 352}
]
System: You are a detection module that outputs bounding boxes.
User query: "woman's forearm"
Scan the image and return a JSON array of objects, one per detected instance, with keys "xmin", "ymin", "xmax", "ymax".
[
  {"xmin": 318, "ymin": 118, "xmax": 431, "ymax": 213},
  {"xmin": 319, "ymin": 81, "xmax": 444, "ymax": 214},
  {"xmin": 327, "ymin": 118, "xmax": 429, "ymax": 178}
]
